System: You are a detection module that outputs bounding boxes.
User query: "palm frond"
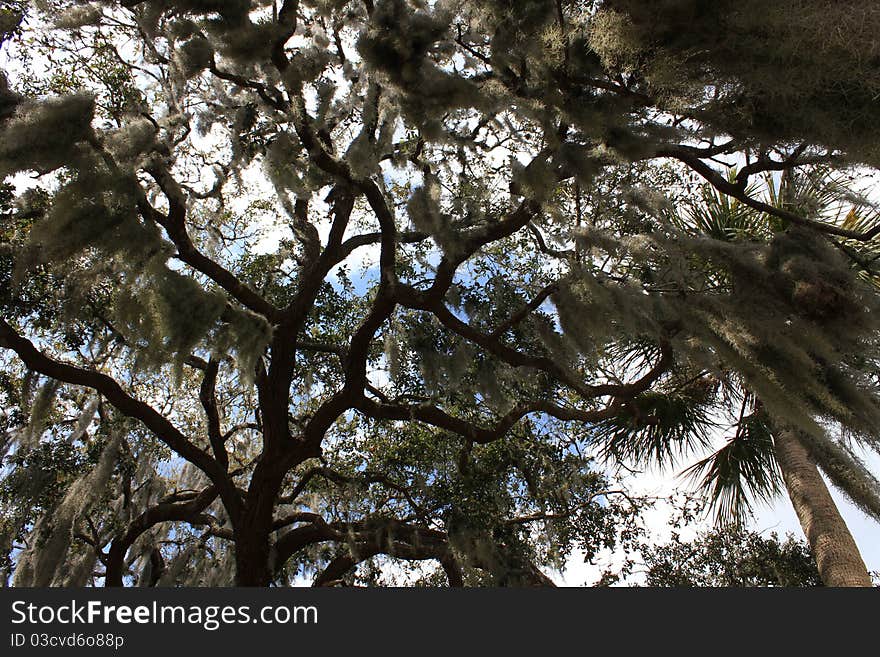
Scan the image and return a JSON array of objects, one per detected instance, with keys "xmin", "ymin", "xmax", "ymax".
[
  {"xmin": 682, "ymin": 412, "xmax": 782, "ymax": 526},
  {"xmin": 593, "ymin": 391, "xmax": 717, "ymax": 467},
  {"xmin": 669, "ymin": 169, "xmax": 769, "ymax": 242},
  {"xmin": 769, "ymin": 167, "xmax": 845, "ymax": 218},
  {"xmin": 833, "ymin": 205, "xmax": 880, "ymax": 288}
]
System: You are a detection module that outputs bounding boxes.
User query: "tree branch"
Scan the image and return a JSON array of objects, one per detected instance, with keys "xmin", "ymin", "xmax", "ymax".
[
  {"xmin": 658, "ymin": 145, "xmax": 880, "ymax": 240},
  {"xmin": 0, "ymin": 319, "xmax": 240, "ymax": 516}
]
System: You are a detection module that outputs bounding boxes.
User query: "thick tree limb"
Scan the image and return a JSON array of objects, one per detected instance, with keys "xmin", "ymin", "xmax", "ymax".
[
  {"xmin": 354, "ymin": 396, "xmax": 620, "ymax": 445},
  {"xmin": 145, "ymin": 163, "xmax": 281, "ymax": 321},
  {"xmin": 199, "ymin": 358, "xmax": 228, "ymax": 471},
  {"xmin": 104, "ymin": 486, "xmax": 219, "ymax": 586}
]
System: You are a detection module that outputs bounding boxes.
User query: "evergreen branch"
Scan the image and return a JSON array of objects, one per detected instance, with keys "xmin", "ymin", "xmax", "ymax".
[
  {"xmin": 336, "ymin": 230, "xmax": 429, "ymax": 260},
  {"xmin": 397, "ymin": 284, "xmax": 672, "ymax": 402},
  {"xmin": 271, "ymin": 0, "xmax": 300, "ymax": 72},
  {"xmin": 527, "ymin": 223, "xmax": 574, "ymax": 259},
  {"xmin": 312, "ymin": 551, "xmax": 380, "ymax": 587},
  {"xmin": 489, "ymin": 282, "xmax": 560, "ymax": 339},
  {"xmin": 208, "ymin": 63, "xmax": 286, "ymax": 111},
  {"xmin": 273, "ymin": 515, "xmax": 452, "ymax": 580},
  {"xmin": 279, "ymin": 467, "xmax": 431, "ymax": 522}
]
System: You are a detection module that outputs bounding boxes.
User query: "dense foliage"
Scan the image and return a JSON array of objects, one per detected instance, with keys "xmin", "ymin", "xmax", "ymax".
[{"xmin": 639, "ymin": 528, "xmax": 824, "ymax": 588}]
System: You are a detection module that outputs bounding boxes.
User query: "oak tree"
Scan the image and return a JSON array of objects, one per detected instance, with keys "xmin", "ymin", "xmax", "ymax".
[{"xmin": 2, "ymin": 0, "xmax": 880, "ymax": 587}]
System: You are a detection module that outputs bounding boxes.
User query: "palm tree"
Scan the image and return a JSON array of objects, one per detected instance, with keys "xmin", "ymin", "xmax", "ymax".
[
  {"xmin": 593, "ymin": 168, "xmax": 880, "ymax": 586},
  {"xmin": 774, "ymin": 427, "xmax": 871, "ymax": 586}
]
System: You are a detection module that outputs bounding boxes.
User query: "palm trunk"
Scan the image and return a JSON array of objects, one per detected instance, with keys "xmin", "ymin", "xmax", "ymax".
[{"xmin": 774, "ymin": 429, "xmax": 872, "ymax": 587}]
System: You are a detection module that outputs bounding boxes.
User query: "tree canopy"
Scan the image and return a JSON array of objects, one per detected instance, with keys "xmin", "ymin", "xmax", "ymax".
[
  {"xmin": 638, "ymin": 528, "xmax": 825, "ymax": 588},
  {"xmin": 1, "ymin": 0, "xmax": 880, "ymax": 587}
]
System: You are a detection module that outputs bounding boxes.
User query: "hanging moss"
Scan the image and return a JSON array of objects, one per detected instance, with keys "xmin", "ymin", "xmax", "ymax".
[
  {"xmin": 213, "ymin": 306, "xmax": 273, "ymax": 383},
  {"xmin": 13, "ymin": 434, "xmax": 120, "ymax": 587},
  {"xmin": 112, "ymin": 264, "xmax": 228, "ymax": 373},
  {"xmin": 52, "ymin": 4, "xmax": 103, "ymax": 29},
  {"xmin": 0, "ymin": 94, "xmax": 95, "ymax": 177},
  {"xmin": 17, "ymin": 378, "xmax": 61, "ymax": 453},
  {"xmin": 591, "ymin": 0, "xmax": 880, "ymax": 165}
]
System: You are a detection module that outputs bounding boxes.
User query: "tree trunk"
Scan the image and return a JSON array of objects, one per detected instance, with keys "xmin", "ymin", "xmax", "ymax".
[
  {"xmin": 103, "ymin": 541, "xmax": 126, "ymax": 587},
  {"xmin": 232, "ymin": 492, "xmax": 278, "ymax": 586},
  {"xmin": 774, "ymin": 429, "xmax": 872, "ymax": 587},
  {"xmin": 232, "ymin": 448, "xmax": 295, "ymax": 586},
  {"xmin": 234, "ymin": 531, "xmax": 273, "ymax": 586}
]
